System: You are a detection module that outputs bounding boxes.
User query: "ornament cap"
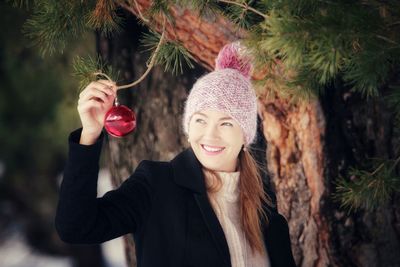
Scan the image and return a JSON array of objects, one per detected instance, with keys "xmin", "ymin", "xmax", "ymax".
[{"xmin": 114, "ymin": 97, "xmax": 120, "ymax": 106}]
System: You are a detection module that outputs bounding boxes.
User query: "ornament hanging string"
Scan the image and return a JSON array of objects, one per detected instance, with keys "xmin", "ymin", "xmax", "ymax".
[
  {"xmin": 93, "ymin": 16, "xmax": 167, "ymax": 92},
  {"xmin": 95, "ymin": 17, "xmax": 166, "ymax": 137}
]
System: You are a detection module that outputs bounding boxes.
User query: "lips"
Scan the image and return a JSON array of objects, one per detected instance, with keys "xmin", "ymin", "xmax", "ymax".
[{"xmin": 201, "ymin": 144, "xmax": 225, "ymax": 155}]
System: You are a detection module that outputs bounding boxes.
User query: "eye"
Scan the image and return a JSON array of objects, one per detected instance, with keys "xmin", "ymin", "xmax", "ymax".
[
  {"xmin": 195, "ymin": 118, "xmax": 206, "ymax": 124},
  {"xmin": 221, "ymin": 122, "xmax": 233, "ymax": 127}
]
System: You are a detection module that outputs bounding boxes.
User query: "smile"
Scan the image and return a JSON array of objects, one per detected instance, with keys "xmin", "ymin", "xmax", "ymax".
[{"xmin": 201, "ymin": 144, "xmax": 225, "ymax": 155}]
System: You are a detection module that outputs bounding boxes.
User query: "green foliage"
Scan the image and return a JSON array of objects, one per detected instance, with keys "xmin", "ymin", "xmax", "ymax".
[
  {"xmin": 157, "ymin": 42, "xmax": 195, "ymax": 75},
  {"xmin": 140, "ymin": 31, "xmax": 195, "ymax": 75},
  {"xmin": 23, "ymin": 0, "xmax": 90, "ymax": 55},
  {"xmin": 222, "ymin": 1, "xmax": 259, "ymax": 30},
  {"xmin": 241, "ymin": 1, "xmax": 400, "ymax": 99},
  {"xmin": 86, "ymin": 0, "xmax": 123, "ymax": 36},
  {"xmin": 333, "ymin": 158, "xmax": 400, "ymax": 213},
  {"xmin": 175, "ymin": 0, "xmax": 220, "ymax": 17},
  {"xmin": 16, "ymin": 0, "xmax": 400, "ymax": 98},
  {"xmin": 146, "ymin": 0, "xmax": 175, "ymax": 24},
  {"xmin": 72, "ymin": 55, "xmax": 119, "ymax": 91},
  {"xmin": 22, "ymin": 0, "xmax": 122, "ymax": 56},
  {"xmin": 0, "ymin": 2, "xmax": 92, "ymax": 175},
  {"xmin": 0, "ymin": 3, "xmax": 92, "ymax": 248},
  {"xmin": 13, "ymin": 0, "xmax": 400, "ymax": 214},
  {"xmin": 6, "ymin": 0, "xmax": 32, "ymax": 8}
]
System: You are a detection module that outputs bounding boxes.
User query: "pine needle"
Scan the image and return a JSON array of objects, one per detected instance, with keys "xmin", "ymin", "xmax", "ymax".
[
  {"xmin": 23, "ymin": 0, "xmax": 89, "ymax": 56},
  {"xmin": 72, "ymin": 55, "xmax": 119, "ymax": 91},
  {"xmin": 146, "ymin": 0, "xmax": 174, "ymax": 23},
  {"xmin": 333, "ymin": 158, "xmax": 400, "ymax": 213},
  {"xmin": 175, "ymin": 0, "xmax": 220, "ymax": 18},
  {"xmin": 140, "ymin": 31, "xmax": 195, "ymax": 75},
  {"xmin": 86, "ymin": 0, "xmax": 122, "ymax": 36},
  {"xmin": 6, "ymin": 0, "xmax": 31, "ymax": 8}
]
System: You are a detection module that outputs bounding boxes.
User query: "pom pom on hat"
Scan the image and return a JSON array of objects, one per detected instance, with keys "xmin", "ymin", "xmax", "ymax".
[
  {"xmin": 215, "ymin": 42, "xmax": 252, "ymax": 78},
  {"xmin": 183, "ymin": 41, "xmax": 258, "ymax": 146}
]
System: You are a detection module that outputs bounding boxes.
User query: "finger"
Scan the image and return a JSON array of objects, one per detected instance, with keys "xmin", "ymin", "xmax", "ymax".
[
  {"xmin": 79, "ymin": 87, "xmax": 113, "ymax": 104},
  {"xmin": 97, "ymin": 79, "xmax": 116, "ymax": 88},
  {"xmin": 77, "ymin": 99, "xmax": 103, "ymax": 114},
  {"xmin": 78, "ymin": 99, "xmax": 111, "ymax": 116},
  {"xmin": 79, "ymin": 92, "xmax": 107, "ymax": 106},
  {"xmin": 93, "ymin": 81, "xmax": 116, "ymax": 96},
  {"xmin": 80, "ymin": 81, "xmax": 115, "ymax": 99},
  {"xmin": 96, "ymin": 80, "xmax": 117, "ymax": 94}
]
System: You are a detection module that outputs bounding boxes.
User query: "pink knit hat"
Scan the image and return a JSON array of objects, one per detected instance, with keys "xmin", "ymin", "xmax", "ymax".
[{"xmin": 183, "ymin": 42, "xmax": 258, "ymax": 145}]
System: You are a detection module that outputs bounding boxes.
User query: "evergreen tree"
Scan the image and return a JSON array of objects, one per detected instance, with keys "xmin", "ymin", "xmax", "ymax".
[
  {"xmin": 11, "ymin": 0, "xmax": 400, "ymax": 266},
  {"xmin": 16, "ymin": 0, "xmax": 400, "ymax": 215}
]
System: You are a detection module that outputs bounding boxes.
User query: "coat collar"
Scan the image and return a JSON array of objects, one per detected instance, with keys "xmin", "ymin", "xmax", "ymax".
[
  {"xmin": 170, "ymin": 148, "xmax": 206, "ymax": 194},
  {"xmin": 170, "ymin": 148, "xmax": 231, "ymax": 266}
]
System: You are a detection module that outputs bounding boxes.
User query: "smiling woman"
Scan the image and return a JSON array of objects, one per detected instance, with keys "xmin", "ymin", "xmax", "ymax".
[{"xmin": 55, "ymin": 42, "xmax": 296, "ymax": 267}]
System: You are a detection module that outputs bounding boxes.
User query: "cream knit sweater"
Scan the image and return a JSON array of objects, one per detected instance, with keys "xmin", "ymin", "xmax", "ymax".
[{"xmin": 206, "ymin": 171, "xmax": 271, "ymax": 267}]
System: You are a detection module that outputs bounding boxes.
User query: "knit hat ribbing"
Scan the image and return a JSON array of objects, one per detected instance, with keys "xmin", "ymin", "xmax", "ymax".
[{"xmin": 183, "ymin": 42, "xmax": 258, "ymax": 145}]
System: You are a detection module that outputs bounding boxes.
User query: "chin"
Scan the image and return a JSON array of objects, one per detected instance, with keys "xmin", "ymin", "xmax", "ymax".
[{"xmin": 197, "ymin": 159, "xmax": 221, "ymax": 171}]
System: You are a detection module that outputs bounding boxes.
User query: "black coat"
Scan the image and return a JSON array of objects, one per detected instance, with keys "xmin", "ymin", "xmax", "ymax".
[{"xmin": 55, "ymin": 128, "xmax": 296, "ymax": 267}]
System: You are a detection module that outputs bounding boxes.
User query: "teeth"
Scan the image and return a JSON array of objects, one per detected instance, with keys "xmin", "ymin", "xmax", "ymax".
[{"xmin": 203, "ymin": 145, "xmax": 224, "ymax": 152}]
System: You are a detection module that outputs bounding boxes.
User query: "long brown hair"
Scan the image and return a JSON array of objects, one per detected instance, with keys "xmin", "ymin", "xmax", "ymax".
[{"xmin": 204, "ymin": 148, "xmax": 274, "ymax": 254}]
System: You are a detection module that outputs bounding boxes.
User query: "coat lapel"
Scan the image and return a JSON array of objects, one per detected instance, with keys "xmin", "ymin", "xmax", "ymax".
[{"xmin": 171, "ymin": 148, "xmax": 231, "ymax": 267}]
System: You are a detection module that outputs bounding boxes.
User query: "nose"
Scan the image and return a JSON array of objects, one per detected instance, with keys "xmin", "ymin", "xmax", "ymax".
[{"xmin": 203, "ymin": 123, "xmax": 220, "ymax": 139}]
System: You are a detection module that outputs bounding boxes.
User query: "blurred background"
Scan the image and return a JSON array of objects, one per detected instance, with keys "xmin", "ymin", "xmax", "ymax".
[{"xmin": 0, "ymin": 2, "xmax": 126, "ymax": 267}]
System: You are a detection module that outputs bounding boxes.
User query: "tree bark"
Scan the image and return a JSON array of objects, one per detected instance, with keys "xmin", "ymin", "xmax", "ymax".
[
  {"xmin": 118, "ymin": 0, "xmax": 246, "ymax": 70},
  {"xmin": 97, "ymin": 3, "xmax": 400, "ymax": 267}
]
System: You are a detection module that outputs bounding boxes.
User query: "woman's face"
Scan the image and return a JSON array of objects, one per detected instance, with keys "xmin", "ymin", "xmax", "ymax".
[{"xmin": 188, "ymin": 109, "xmax": 245, "ymax": 172}]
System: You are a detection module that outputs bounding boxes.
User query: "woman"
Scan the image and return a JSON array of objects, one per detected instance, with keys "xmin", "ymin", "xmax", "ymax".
[{"xmin": 55, "ymin": 43, "xmax": 296, "ymax": 267}]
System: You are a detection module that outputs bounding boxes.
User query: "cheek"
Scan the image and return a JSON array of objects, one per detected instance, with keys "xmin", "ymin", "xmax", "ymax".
[
  {"xmin": 224, "ymin": 129, "xmax": 244, "ymax": 144},
  {"xmin": 188, "ymin": 124, "xmax": 201, "ymax": 140},
  {"xmin": 189, "ymin": 132, "xmax": 200, "ymax": 142}
]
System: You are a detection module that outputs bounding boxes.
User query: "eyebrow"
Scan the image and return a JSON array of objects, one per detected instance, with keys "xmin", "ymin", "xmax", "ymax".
[{"xmin": 194, "ymin": 112, "xmax": 233, "ymax": 121}]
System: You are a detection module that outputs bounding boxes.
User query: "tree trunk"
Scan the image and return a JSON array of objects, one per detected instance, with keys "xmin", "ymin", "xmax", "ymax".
[{"xmin": 97, "ymin": 4, "xmax": 400, "ymax": 267}]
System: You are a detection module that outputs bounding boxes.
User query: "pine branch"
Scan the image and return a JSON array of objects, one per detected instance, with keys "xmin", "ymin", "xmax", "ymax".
[
  {"xmin": 243, "ymin": 1, "xmax": 400, "ymax": 99},
  {"xmin": 140, "ymin": 30, "xmax": 195, "ymax": 75},
  {"xmin": 118, "ymin": 21, "xmax": 167, "ymax": 89},
  {"xmin": 72, "ymin": 19, "xmax": 171, "ymax": 92},
  {"xmin": 333, "ymin": 157, "xmax": 400, "ymax": 213},
  {"xmin": 221, "ymin": 0, "xmax": 261, "ymax": 30},
  {"xmin": 23, "ymin": 0, "xmax": 90, "ymax": 56},
  {"xmin": 22, "ymin": 0, "xmax": 124, "ymax": 56},
  {"xmin": 17, "ymin": 0, "xmax": 400, "ymax": 107},
  {"xmin": 342, "ymin": 40, "xmax": 392, "ymax": 98},
  {"xmin": 146, "ymin": 0, "xmax": 174, "ymax": 23},
  {"xmin": 82, "ymin": 17, "xmax": 170, "ymax": 91},
  {"xmin": 87, "ymin": 0, "xmax": 122, "ymax": 35},
  {"xmin": 175, "ymin": 0, "xmax": 220, "ymax": 17},
  {"xmin": 72, "ymin": 55, "xmax": 119, "ymax": 91},
  {"xmin": 218, "ymin": 0, "xmax": 268, "ymax": 20},
  {"xmin": 6, "ymin": 0, "xmax": 31, "ymax": 8}
]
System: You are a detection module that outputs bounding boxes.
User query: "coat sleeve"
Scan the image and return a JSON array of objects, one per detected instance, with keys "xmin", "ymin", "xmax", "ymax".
[{"xmin": 55, "ymin": 128, "xmax": 154, "ymax": 244}]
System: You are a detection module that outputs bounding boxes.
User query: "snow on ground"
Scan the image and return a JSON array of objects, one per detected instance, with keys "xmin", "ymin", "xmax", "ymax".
[
  {"xmin": 0, "ymin": 169, "xmax": 127, "ymax": 267},
  {"xmin": 0, "ymin": 230, "xmax": 72, "ymax": 267}
]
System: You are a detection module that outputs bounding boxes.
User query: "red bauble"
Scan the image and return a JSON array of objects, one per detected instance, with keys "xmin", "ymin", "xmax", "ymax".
[{"xmin": 104, "ymin": 105, "xmax": 136, "ymax": 137}]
